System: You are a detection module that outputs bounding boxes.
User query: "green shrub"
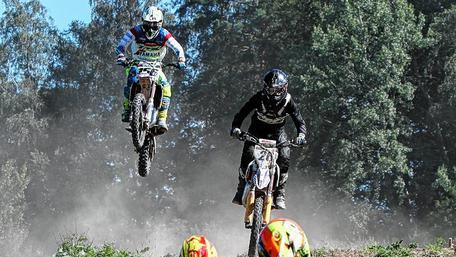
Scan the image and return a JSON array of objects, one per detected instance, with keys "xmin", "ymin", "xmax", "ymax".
[
  {"xmin": 55, "ymin": 235, "xmax": 145, "ymax": 257},
  {"xmin": 425, "ymin": 237, "xmax": 447, "ymax": 255},
  {"xmin": 366, "ymin": 240, "xmax": 415, "ymax": 257}
]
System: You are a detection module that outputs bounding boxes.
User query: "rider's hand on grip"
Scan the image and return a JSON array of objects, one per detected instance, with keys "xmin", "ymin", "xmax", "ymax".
[
  {"xmin": 295, "ymin": 133, "xmax": 306, "ymax": 145},
  {"xmin": 116, "ymin": 54, "xmax": 127, "ymax": 66},
  {"xmin": 177, "ymin": 57, "xmax": 186, "ymax": 70},
  {"xmin": 177, "ymin": 62, "xmax": 186, "ymax": 70},
  {"xmin": 230, "ymin": 127, "xmax": 242, "ymax": 139}
]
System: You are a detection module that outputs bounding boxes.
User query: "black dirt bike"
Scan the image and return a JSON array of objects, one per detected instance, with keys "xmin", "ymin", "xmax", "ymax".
[
  {"xmin": 235, "ymin": 131, "xmax": 301, "ymax": 257},
  {"xmin": 122, "ymin": 60, "xmax": 179, "ymax": 177}
]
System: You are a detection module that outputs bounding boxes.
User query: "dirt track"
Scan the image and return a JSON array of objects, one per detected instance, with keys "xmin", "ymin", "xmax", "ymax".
[{"xmin": 309, "ymin": 248, "xmax": 456, "ymax": 257}]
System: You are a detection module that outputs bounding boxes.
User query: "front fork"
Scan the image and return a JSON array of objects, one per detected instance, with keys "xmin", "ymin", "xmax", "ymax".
[
  {"xmin": 244, "ymin": 190, "xmax": 273, "ymax": 226},
  {"xmin": 263, "ymin": 194, "xmax": 273, "ymax": 223},
  {"xmin": 130, "ymin": 83, "xmax": 157, "ymax": 128},
  {"xmin": 145, "ymin": 101, "xmax": 155, "ymax": 125},
  {"xmin": 244, "ymin": 190, "xmax": 255, "ymax": 225}
]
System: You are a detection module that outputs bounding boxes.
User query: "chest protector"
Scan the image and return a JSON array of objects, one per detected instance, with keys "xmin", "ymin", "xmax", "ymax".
[
  {"xmin": 256, "ymin": 93, "xmax": 291, "ymax": 125},
  {"xmin": 131, "ymin": 27, "xmax": 170, "ymax": 61}
]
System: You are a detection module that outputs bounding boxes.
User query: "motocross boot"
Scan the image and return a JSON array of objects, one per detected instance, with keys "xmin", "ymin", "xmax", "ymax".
[
  {"xmin": 274, "ymin": 189, "xmax": 286, "ymax": 210},
  {"xmin": 232, "ymin": 174, "xmax": 246, "ymax": 205},
  {"xmin": 156, "ymin": 95, "xmax": 170, "ymax": 134},
  {"xmin": 156, "ymin": 119, "xmax": 168, "ymax": 134},
  {"xmin": 274, "ymin": 172, "xmax": 288, "ymax": 210}
]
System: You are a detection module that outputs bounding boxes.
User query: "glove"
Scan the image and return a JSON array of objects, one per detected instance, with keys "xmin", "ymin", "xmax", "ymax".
[
  {"xmin": 177, "ymin": 57, "xmax": 186, "ymax": 70},
  {"xmin": 116, "ymin": 54, "xmax": 127, "ymax": 66},
  {"xmin": 230, "ymin": 127, "xmax": 242, "ymax": 139},
  {"xmin": 177, "ymin": 61, "xmax": 186, "ymax": 70},
  {"xmin": 295, "ymin": 133, "xmax": 306, "ymax": 145}
]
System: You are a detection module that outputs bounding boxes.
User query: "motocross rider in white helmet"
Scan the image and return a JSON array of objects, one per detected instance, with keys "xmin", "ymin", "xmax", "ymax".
[{"xmin": 115, "ymin": 6, "xmax": 186, "ymax": 134}]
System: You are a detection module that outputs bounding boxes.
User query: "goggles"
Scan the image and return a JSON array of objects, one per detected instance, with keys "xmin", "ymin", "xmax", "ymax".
[
  {"xmin": 266, "ymin": 85, "xmax": 286, "ymax": 95},
  {"xmin": 143, "ymin": 21, "xmax": 161, "ymax": 30}
]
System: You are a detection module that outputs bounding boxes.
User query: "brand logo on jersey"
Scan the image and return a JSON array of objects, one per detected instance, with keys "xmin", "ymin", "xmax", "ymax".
[
  {"xmin": 136, "ymin": 45, "xmax": 162, "ymax": 57},
  {"xmin": 139, "ymin": 51, "xmax": 161, "ymax": 57},
  {"xmin": 256, "ymin": 112, "xmax": 288, "ymax": 124}
]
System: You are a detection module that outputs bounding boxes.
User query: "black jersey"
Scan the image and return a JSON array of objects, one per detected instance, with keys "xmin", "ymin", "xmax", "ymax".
[{"xmin": 232, "ymin": 91, "xmax": 306, "ymax": 137}]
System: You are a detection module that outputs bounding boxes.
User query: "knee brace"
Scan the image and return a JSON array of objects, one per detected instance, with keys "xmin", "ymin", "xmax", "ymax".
[{"xmin": 159, "ymin": 96, "xmax": 170, "ymax": 111}]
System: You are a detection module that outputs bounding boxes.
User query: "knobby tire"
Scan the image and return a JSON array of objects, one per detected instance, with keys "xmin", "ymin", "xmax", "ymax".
[
  {"xmin": 248, "ymin": 196, "xmax": 264, "ymax": 257},
  {"xmin": 138, "ymin": 135, "xmax": 154, "ymax": 177},
  {"xmin": 131, "ymin": 93, "xmax": 146, "ymax": 150}
]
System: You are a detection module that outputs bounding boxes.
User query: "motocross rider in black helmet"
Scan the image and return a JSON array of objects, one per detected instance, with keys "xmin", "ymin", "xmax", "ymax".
[{"xmin": 231, "ymin": 69, "xmax": 307, "ymax": 210}]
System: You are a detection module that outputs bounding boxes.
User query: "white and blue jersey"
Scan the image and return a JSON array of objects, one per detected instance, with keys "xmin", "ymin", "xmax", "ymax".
[{"xmin": 116, "ymin": 25, "xmax": 185, "ymax": 62}]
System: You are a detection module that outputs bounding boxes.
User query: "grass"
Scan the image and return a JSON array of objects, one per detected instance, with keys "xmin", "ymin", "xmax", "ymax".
[
  {"xmin": 425, "ymin": 237, "xmax": 447, "ymax": 255},
  {"xmin": 55, "ymin": 235, "xmax": 456, "ymax": 257},
  {"xmin": 310, "ymin": 239, "xmax": 455, "ymax": 257},
  {"xmin": 365, "ymin": 240, "xmax": 416, "ymax": 257},
  {"xmin": 55, "ymin": 234, "xmax": 148, "ymax": 257}
]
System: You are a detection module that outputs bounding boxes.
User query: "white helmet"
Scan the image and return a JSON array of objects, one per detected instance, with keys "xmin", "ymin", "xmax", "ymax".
[{"xmin": 142, "ymin": 6, "xmax": 163, "ymax": 39}]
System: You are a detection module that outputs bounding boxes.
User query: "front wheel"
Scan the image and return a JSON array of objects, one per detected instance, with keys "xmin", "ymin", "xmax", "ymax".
[
  {"xmin": 138, "ymin": 135, "xmax": 155, "ymax": 177},
  {"xmin": 131, "ymin": 93, "xmax": 147, "ymax": 150},
  {"xmin": 248, "ymin": 196, "xmax": 264, "ymax": 257}
]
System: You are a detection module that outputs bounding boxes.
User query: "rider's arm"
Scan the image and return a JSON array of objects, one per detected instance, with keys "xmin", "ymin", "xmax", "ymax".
[
  {"xmin": 115, "ymin": 27, "xmax": 136, "ymax": 55},
  {"xmin": 232, "ymin": 92, "xmax": 261, "ymax": 128},
  {"xmin": 163, "ymin": 30, "xmax": 185, "ymax": 61},
  {"xmin": 287, "ymin": 97, "xmax": 307, "ymax": 136}
]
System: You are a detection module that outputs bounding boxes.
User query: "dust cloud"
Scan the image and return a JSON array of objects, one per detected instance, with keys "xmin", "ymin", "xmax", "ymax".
[{"xmin": 20, "ymin": 132, "xmax": 426, "ymax": 257}]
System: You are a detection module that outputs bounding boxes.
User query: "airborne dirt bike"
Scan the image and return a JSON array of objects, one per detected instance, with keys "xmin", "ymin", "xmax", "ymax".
[
  {"xmin": 123, "ymin": 60, "xmax": 179, "ymax": 177},
  {"xmin": 236, "ymin": 131, "xmax": 301, "ymax": 257}
]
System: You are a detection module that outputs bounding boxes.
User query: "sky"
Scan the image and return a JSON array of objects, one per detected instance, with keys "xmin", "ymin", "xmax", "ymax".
[
  {"xmin": 0, "ymin": 0, "xmax": 92, "ymax": 31},
  {"xmin": 40, "ymin": 0, "xmax": 92, "ymax": 30}
]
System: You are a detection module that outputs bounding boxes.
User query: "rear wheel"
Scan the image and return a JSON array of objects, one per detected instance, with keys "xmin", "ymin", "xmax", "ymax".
[
  {"xmin": 138, "ymin": 135, "xmax": 155, "ymax": 177},
  {"xmin": 131, "ymin": 93, "xmax": 146, "ymax": 150},
  {"xmin": 248, "ymin": 195, "xmax": 264, "ymax": 257}
]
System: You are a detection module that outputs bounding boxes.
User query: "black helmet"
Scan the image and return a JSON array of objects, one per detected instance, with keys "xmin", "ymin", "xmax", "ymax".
[{"xmin": 263, "ymin": 69, "xmax": 288, "ymax": 102}]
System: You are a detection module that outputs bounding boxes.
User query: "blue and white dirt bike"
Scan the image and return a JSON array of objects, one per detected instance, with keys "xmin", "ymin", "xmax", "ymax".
[{"xmin": 122, "ymin": 60, "xmax": 179, "ymax": 177}]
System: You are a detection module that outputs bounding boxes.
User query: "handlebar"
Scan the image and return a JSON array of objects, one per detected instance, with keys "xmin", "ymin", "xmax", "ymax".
[
  {"xmin": 118, "ymin": 58, "xmax": 134, "ymax": 68},
  {"xmin": 235, "ymin": 131, "xmax": 303, "ymax": 148},
  {"xmin": 118, "ymin": 58, "xmax": 182, "ymax": 70},
  {"xmin": 163, "ymin": 63, "xmax": 180, "ymax": 69}
]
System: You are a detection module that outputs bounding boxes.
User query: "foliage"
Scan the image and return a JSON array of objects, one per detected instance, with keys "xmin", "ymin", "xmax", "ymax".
[
  {"xmin": 0, "ymin": 3, "xmax": 50, "ymax": 254},
  {"xmin": 55, "ymin": 235, "xmax": 144, "ymax": 257},
  {"xmin": 405, "ymin": 5, "xmax": 456, "ymax": 234},
  {"xmin": 0, "ymin": 0, "xmax": 456, "ymax": 255},
  {"xmin": 424, "ymin": 237, "xmax": 446, "ymax": 254},
  {"xmin": 310, "ymin": 241, "xmax": 455, "ymax": 256},
  {"xmin": 0, "ymin": 160, "xmax": 30, "ymax": 257},
  {"xmin": 311, "ymin": 247, "xmax": 329, "ymax": 257},
  {"xmin": 302, "ymin": 0, "xmax": 423, "ymax": 204},
  {"xmin": 366, "ymin": 241, "xmax": 415, "ymax": 257},
  {"xmin": 0, "ymin": 0, "xmax": 58, "ymax": 84}
]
